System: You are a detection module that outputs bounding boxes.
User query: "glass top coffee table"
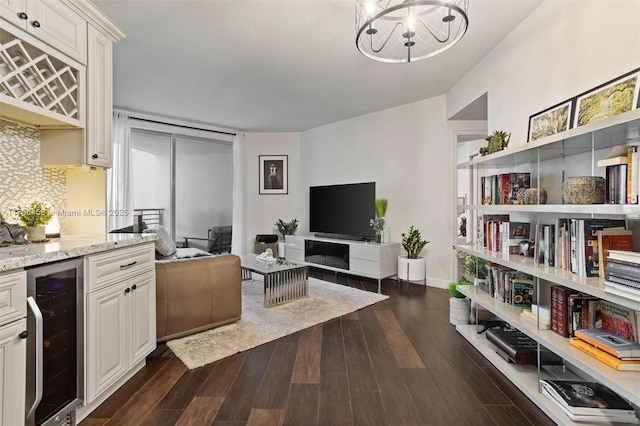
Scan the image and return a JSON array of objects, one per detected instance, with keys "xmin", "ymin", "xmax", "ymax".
[{"xmin": 240, "ymin": 254, "xmax": 308, "ymax": 307}]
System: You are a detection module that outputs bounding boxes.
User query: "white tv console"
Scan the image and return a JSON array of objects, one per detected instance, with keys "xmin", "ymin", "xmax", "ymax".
[{"xmin": 284, "ymin": 234, "xmax": 400, "ymax": 293}]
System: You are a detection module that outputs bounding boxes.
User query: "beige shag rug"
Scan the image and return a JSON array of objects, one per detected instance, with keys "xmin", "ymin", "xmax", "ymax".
[{"xmin": 166, "ymin": 277, "xmax": 388, "ymax": 369}]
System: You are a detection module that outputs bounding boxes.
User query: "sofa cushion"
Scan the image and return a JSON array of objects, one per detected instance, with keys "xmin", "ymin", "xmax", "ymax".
[{"xmin": 143, "ymin": 224, "xmax": 177, "ymax": 256}]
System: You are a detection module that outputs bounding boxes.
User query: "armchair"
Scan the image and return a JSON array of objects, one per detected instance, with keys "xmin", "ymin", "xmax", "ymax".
[{"xmin": 183, "ymin": 225, "xmax": 232, "ymax": 254}]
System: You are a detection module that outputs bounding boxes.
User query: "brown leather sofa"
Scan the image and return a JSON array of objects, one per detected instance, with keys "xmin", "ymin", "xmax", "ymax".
[{"xmin": 155, "ymin": 253, "xmax": 242, "ymax": 342}]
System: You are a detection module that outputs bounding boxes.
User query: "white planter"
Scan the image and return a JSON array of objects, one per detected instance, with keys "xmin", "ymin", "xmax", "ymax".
[
  {"xmin": 27, "ymin": 226, "xmax": 46, "ymax": 241},
  {"xmin": 449, "ymin": 297, "xmax": 470, "ymax": 325},
  {"xmin": 278, "ymin": 241, "xmax": 285, "ymax": 258},
  {"xmin": 397, "ymin": 255, "xmax": 426, "ymax": 283}
]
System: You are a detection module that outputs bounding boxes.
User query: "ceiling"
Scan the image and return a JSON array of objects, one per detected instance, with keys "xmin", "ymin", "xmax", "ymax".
[{"xmin": 92, "ymin": 0, "xmax": 542, "ymax": 132}]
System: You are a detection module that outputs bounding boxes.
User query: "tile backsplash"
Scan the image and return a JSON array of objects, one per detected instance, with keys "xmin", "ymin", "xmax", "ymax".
[{"xmin": 0, "ymin": 118, "xmax": 67, "ymax": 231}]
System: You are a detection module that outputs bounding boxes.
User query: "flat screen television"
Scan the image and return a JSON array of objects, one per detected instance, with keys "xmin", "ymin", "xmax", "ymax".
[{"xmin": 309, "ymin": 182, "xmax": 376, "ymax": 240}]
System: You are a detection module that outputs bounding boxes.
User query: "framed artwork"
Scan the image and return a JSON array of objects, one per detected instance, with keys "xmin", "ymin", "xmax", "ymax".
[
  {"xmin": 259, "ymin": 155, "xmax": 288, "ymax": 194},
  {"xmin": 528, "ymin": 100, "xmax": 572, "ymax": 142},
  {"xmin": 574, "ymin": 69, "xmax": 640, "ymax": 127}
]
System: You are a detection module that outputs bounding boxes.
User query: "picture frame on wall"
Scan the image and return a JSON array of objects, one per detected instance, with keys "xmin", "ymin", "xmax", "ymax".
[
  {"xmin": 528, "ymin": 100, "xmax": 573, "ymax": 142},
  {"xmin": 259, "ymin": 155, "xmax": 288, "ymax": 194},
  {"xmin": 574, "ymin": 68, "xmax": 640, "ymax": 128}
]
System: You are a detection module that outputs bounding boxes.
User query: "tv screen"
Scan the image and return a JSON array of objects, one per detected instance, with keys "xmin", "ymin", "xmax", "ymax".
[{"xmin": 309, "ymin": 182, "xmax": 376, "ymax": 239}]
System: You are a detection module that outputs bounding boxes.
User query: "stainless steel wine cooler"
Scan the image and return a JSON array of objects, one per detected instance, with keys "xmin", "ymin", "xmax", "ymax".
[{"xmin": 26, "ymin": 258, "xmax": 84, "ymax": 426}]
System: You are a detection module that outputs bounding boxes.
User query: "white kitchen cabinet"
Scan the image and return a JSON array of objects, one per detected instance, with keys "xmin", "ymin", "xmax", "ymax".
[
  {"xmin": 0, "ymin": 270, "xmax": 26, "ymax": 426},
  {"xmin": 455, "ymin": 108, "xmax": 640, "ymax": 424},
  {"xmin": 85, "ymin": 243, "xmax": 156, "ymax": 404},
  {"xmin": 0, "ymin": 318, "xmax": 27, "ymax": 426},
  {"xmin": 0, "ymin": 0, "xmax": 87, "ymax": 63},
  {"xmin": 85, "ymin": 23, "xmax": 113, "ymax": 167}
]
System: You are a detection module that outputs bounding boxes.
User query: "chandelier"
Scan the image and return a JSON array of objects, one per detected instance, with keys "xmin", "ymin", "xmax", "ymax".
[{"xmin": 355, "ymin": 0, "xmax": 469, "ymax": 63}]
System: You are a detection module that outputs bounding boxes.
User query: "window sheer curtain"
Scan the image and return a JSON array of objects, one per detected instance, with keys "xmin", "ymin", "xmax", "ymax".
[
  {"xmin": 106, "ymin": 111, "xmax": 133, "ymax": 231},
  {"xmin": 231, "ymin": 132, "xmax": 246, "ymax": 254}
]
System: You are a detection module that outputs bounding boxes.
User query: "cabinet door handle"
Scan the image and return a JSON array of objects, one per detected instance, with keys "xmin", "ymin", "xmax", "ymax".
[
  {"xmin": 92, "ymin": 154, "xmax": 98, "ymax": 160},
  {"xmin": 131, "ymin": 284, "xmax": 137, "ymax": 290},
  {"xmin": 124, "ymin": 287, "xmax": 131, "ymax": 294},
  {"xmin": 19, "ymin": 330, "xmax": 29, "ymax": 339},
  {"xmin": 120, "ymin": 261, "xmax": 137, "ymax": 269},
  {"xmin": 31, "ymin": 20, "xmax": 40, "ymax": 28},
  {"xmin": 18, "ymin": 12, "xmax": 28, "ymax": 20}
]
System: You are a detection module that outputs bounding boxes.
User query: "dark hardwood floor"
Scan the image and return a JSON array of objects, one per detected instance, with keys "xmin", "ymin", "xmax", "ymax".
[{"xmin": 80, "ymin": 268, "xmax": 556, "ymax": 426}]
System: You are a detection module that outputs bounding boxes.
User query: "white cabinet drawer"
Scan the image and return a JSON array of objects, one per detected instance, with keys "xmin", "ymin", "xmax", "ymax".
[
  {"xmin": 285, "ymin": 236, "xmax": 305, "ymax": 250},
  {"xmin": 350, "ymin": 245, "xmax": 380, "ymax": 262},
  {"xmin": 287, "ymin": 247, "xmax": 305, "ymax": 262},
  {"xmin": 0, "ymin": 270, "xmax": 26, "ymax": 326},
  {"xmin": 350, "ymin": 258, "xmax": 379, "ymax": 276},
  {"xmin": 85, "ymin": 243, "xmax": 155, "ymax": 292}
]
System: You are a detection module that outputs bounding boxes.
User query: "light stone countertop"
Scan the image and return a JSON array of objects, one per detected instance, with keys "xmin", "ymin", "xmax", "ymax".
[{"xmin": 0, "ymin": 233, "xmax": 158, "ymax": 272}]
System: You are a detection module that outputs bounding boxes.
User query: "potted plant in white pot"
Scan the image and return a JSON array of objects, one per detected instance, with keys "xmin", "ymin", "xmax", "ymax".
[
  {"xmin": 275, "ymin": 218, "xmax": 299, "ymax": 258},
  {"xmin": 17, "ymin": 201, "xmax": 53, "ymax": 242},
  {"xmin": 398, "ymin": 225, "xmax": 429, "ymax": 283},
  {"xmin": 448, "ymin": 277, "xmax": 472, "ymax": 325}
]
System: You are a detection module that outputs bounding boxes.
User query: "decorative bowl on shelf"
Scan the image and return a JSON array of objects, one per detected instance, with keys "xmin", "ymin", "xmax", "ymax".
[
  {"xmin": 561, "ymin": 176, "xmax": 605, "ymax": 204},
  {"xmin": 523, "ymin": 188, "xmax": 547, "ymax": 205}
]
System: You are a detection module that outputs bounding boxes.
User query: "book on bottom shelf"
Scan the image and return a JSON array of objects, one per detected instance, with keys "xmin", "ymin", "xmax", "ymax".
[
  {"xmin": 569, "ymin": 338, "xmax": 640, "ymax": 371},
  {"xmin": 574, "ymin": 328, "xmax": 640, "ymax": 359},
  {"xmin": 485, "ymin": 328, "xmax": 562, "ymax": 365},
  {"xmin": 540, "ymin": 380, "xmax": 639, "ymax": 424}
]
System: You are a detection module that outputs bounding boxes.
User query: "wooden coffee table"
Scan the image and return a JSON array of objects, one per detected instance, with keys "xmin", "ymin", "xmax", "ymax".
[{"xmin": 240, "ymin": 254, "xmax": 308, "ymax": 307}]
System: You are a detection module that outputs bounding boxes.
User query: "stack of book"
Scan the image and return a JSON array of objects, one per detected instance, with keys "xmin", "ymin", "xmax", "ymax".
[
  {"xmin": 571, "ymin": 328, "xmax": 640, "ymax": 372},
  {"xmin": 540, "ymin": 379, "xmax": 639, "ymax": 423},
  {"xmin": 605, "ymin": 250, "xmax": 640, "ymax": 301},
  {"xmin": 598, "ymin": 144, "xmax": 640, "ymax": 205}
]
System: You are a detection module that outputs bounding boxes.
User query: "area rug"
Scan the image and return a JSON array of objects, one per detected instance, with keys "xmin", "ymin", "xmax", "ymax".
[{"xmin": 166, "ymin": 277, "xmax": 388, "ymax": 369}]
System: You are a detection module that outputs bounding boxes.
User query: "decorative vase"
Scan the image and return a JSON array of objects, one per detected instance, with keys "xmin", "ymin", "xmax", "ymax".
[
  {"xmin": 278, "ymin": 241, "xmax": 285, "ymax": 259},
  {"xmin": 27, "ymin": 226, "xmax": 46, "ymax": 241},
  {"xmin": 449, "ymin": 297, "xmax": 470, "ymax": 325},
  {"xmin": 375, "ymin": 230, "xmax": 382, "ymax": 243},
  {"xmin": 397, "ymin": 256, "xmax": 426, "ymax": 283},
  {"xmin": 524, "ymin": 188, "xmax": 547, "ymax": 204},
  {"xmin": 562, "ymin": 176, "xmax": 605, "ymax": 204},
  {"xmin": 382, "ymin": 220, "xmax": 390, "ymax": 244}
]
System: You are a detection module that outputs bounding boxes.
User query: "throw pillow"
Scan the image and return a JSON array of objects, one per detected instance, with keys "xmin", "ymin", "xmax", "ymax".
[{"xmin": 143, "ymin": 224, "xmax": 177, "ymax": 256}]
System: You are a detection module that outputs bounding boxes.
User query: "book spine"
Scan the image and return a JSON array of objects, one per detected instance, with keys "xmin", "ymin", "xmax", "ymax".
[
  {"xmin": 569, "ymin": 338, "xmax": 640, "ymax": 371},
  {"xmin": 573, "ymin": 331, "xmax": 624, "ymax": 358},
  {"xmin": 606, "ymin": 276, "xmax": 640, "ymax": 290},
  {"xmin": 632, "ymin": 146, "xmax": 639, "ymax": 204},
  {"xmin": 627, "ymin": 147, "xmax": 634, "ymax": 204},
  {"xmin": 616, "ymin": 164, "xmax": 628, "ymax": 204}
]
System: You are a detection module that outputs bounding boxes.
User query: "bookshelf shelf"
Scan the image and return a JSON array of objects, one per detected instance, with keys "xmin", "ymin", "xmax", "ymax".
[
  {"xmin": 456, "ymin": 245, "xmax": 640, "ymax": 312},
  {"xmin": 458, "ymin": 286, "xmax": 640, "ymax": 406},
  {"xmin": 456, "ymin": 324, "xmax": 582, "ymax": 426},
  {"xmin": 455, "ymin": 107, "xmax": 640, "ymax": 421},
  {"xmin": 457, "ymin": 203, "xmax": 640, "ymax": 215}
]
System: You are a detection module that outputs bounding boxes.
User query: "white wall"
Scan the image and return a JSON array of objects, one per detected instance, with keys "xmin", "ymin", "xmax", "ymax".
[
  {"xmin": 300, "ymin": 96, "xmax": 451, "ymax": 288},
  {"xmin": 244, "ymin": 132, "xmax": 301, "ymax": 250},
  {"xmin": 447, "ymin": 0, "xmax": 640, "ymax": 146}
]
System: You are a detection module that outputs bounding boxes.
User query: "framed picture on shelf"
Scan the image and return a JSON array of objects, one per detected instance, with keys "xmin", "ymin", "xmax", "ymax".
[
  {"xmin": 528, "ymin": 100, "xmax": 572, "ymax": 142},
  {"xmin": 574, "ymin": 68, "xmax": 640, "ymax": 128},
  {"xmin": 259, "ymin": 155, "xmax": 288, "ymax": 194}
]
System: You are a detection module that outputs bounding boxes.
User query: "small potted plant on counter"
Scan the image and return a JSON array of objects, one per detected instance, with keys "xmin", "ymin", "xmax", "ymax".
[
  {"xmin": 398, "ymin": 225, "xmax": 429, "ymax": 283},
  {"xmin": 17, "ymin": 200, "xmax": 53, "ymax": 242}
]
